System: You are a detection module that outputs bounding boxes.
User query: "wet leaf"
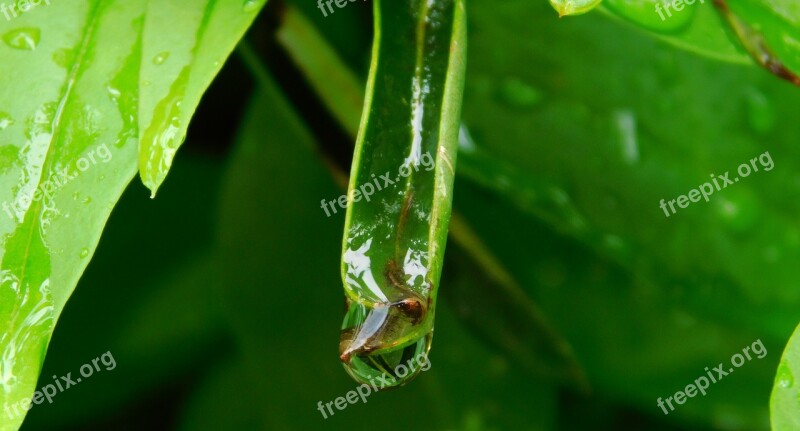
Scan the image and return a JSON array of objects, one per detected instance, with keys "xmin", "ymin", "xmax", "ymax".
[
  {"xmin": 0, "ymin": 1, "xmax": 264, "ymax": 429},
  {"xmin": 771, "ymin": 323, "xmax": 800, "ymax": 430},
  {"xmin": 337, "ymin": 0, "xmax": 467, "ymax": 386}
]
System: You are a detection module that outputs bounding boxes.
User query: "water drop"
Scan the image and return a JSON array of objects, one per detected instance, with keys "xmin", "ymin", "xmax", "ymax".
[
  {"xmin": 106, "ymin": 85, "xmax": 121, "ymax": 99},
  {"xmin": 242, "ymin": 0, "xmax": 263, "ymax": 13},
  {"xmin": 3, "ymin": 28, "xmax": 41, "ymax": 50},
  {"xmin": 497, "ymin": 78, "xmax": 542, "ymax": 109},
  {"xmin": 339, "ymin": 300, "xmax": 432, "ymax": 388},
  {"xmin": 777, "ymin": 362, "xmax": 794, "ymax": 388},
  {"xmin": 715, "ymin": 193, "xmax": 759, "ymax": 231},
  {"xmin": 152, "ymin": 51, "xmax": 170, "ymax": 65},
  {"xmin": 79, "ymin": 248, "xmax": 89, "ymax": 258},
  {"xmin": 81, "ymin": 196, "xmax": 91, "ymax": 204},
  {"xmin": 614, "ymin": 109, "xmax": 639, "ymax": 164},
  {"xmin": 745, "ymin": 89, "xmax": 775, "ymax": 134},
  {"xmin": 52, "ymin": 48, "xmax": 74, "ymax": 69},
  {"xmin": 0, "ymin": 112, "xmax": 13, "ymax": 130}
]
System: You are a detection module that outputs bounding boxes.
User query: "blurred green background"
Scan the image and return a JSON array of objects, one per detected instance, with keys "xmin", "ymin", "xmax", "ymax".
[{"xmin": 19, "ymin": 0, "xmax": 800, "ymax": 429}]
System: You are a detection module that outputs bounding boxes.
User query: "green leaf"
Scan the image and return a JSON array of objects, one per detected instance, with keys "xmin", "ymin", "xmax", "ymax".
[
  {"xmin": 337, "ymin": 0, "xmax": 467, "ymax": 386},
  {"xmin": 715, "ymin": 0, "xmax": 800, "ymax": 84},
  {"xmin": 598, "ymin": 1, "xmax": 750, "ymax": 63},
  {"xmin": 138, "ymin": 0, "xmax": 267, "ymax": 195},
  {"xmin": 771, "ymin": 322, "xmax": 800, "ymax": 430},
  {"xmin": 0, "ymin": 1, "xmax": 264, "ymax": 429}
]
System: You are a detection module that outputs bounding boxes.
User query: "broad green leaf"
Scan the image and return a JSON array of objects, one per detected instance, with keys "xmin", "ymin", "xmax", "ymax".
[
  {"xmin": 771, "ymin": 322, "xmax": 800, "ymax": 430},
  {"xmin": 0, "ymin": 1, "xmax": 264, "ymax": 429},
  {"xmin": 597, "ymin": 0, "xmax": 800, "ymax": 80},
  {"xmin": 338, "ymin": 0, "xmax": 467, "ymax": 386},
  {"xmin": 598, "ymin": 1, "xmax": 751, "ymax": 64},
  {"xmin": 22, "ymin": 152, "xmax": 227, "ymax": 429}
]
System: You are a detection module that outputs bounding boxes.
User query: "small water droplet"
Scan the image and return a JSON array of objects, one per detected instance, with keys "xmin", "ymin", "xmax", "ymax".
[
  {"xmin": 72, "ymin": 192, "xmax": 79, "ymax": 200},
  {"xmin": 614, "ymin": 109, "xmax": 639, "ymax": 164},
  {"xmin": 0, "ymin": 112, "xmax": 13, "ymax": 130},
  {"xmin": 81, "ymin": 196, "xmax": 91, "ymax": 204},
  {"xmin": 152, "ymin": 51, "xmax": 170, "ymax": 65},
  {"xmin": 79, "ymin": 248, "xmax": 89, "ymax": 258},
  {"xmin": 715, "ymin": 193, "xmax": 759, "ymax": 231},
  {"xmin": 745, "ymin": 89, "xmax": 775, "ymax": 134},
  {"xmin": 3, "ymin": 28, "xmax": 41, "ymax": 50},
  {"xmin": 52, "ymin": 48, "xmax": 74, "ymax": 68},
  {"xmin": 242, "ymin": 0, "xmax": 263, "ymax": 12},
  {"xmin": 777, "ymin": 363, "xmax": 794, "ymax": 388},
  {"xmin": 106, "ymin": 85, "xmax": 121, "ymax": 99},
  {"xmin": 497, "ymin": 78, "xmax": 542, "ymax": 109},
  {"xmin": 142, "ymin": 80, "xmax": 151, "ymax": 87}
]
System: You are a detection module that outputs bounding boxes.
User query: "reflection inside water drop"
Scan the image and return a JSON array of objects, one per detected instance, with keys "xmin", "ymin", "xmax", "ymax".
[
  {"xmin": 339, "ymin": 298, "xmax": 433, "ymax": 388},
  {"xmin": 3, "ymin": 28, "xmax": 40, "ymax": 50}
]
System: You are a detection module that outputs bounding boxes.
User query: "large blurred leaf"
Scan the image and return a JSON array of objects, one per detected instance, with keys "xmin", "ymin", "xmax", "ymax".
[
  {"xmin": 279, "ymin": 0, "xmax": 798, "ymax": 427},
  {"xmin": 0, "ymin": 1, "xmax": 264, "ymax": 429}
]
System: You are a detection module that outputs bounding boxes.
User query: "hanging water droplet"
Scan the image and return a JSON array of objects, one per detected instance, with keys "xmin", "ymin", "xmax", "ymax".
[
  {"xmin": 339, "ymin": 300, "xmax": 432, "ymax": 388},
  {"xmin": 3, "ymin": 28, "xmax": 41, "ymax": 50},
  {"xmin": 497, "ymin": 78, "xmax": 542, "ymax": 110},
  {"xmin": 152, "ymin": 51, "xmax": 170, "ymax": 65}
]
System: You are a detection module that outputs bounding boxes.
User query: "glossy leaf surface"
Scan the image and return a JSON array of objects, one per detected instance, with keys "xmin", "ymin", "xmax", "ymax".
[
  {"xmin": 0, "ymin": 1, "xmax": 264, "ymax": 429},
  {"xmin": 338, "ymin": 0, "xmax": 467, "ymax": 386}
]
